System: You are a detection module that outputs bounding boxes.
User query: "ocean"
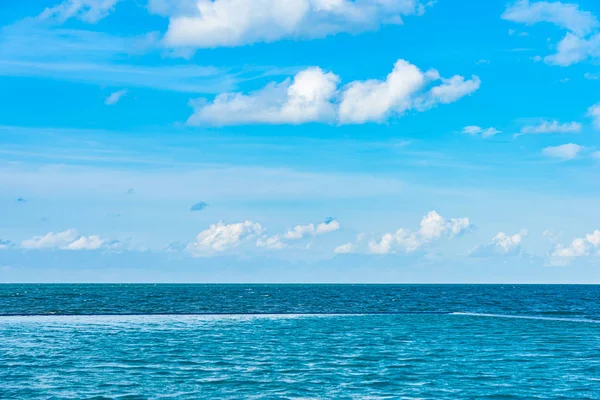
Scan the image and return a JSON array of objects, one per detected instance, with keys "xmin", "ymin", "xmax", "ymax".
[{"xmin": 1, "ymin": 284, "xmax": 599, "ymax": 398}]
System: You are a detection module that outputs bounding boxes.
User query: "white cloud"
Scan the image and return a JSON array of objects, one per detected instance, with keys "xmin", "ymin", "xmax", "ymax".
[
  {"xmin": 66, "ymin": 235, "xmax": 104, "ymax": 250},
  {"xmin": 470, "ymin": 230, "xmax": 528, "ymax": 257},
  {"xmin": 501, "ymin": 0, "xmax": 598, "ymax": 36},
  {"xmin": 188, "ymin": 67, "xmax": 340, "ymax": 125},
  {"xmin": 104, "ymin": 89, "xmax": 128, "ymax": 105},
  {"xmin": 256, "ymin": 235, "xmax": 285, "ymax": 250},
  {"xmin": 281, "ymin": 218, "xmax": 341, "ymax": 240},
  {"xmin": 333, "ymin": 242, "xmax": 354, "ymax": 254},
  {"xmin": 338, "ymin": 60, "xmax": 428, "ymax": 124},
  {"xmin": 542, "ymin": 143, "xmax": 582, "ymax": 160},
  {"xmin": 154, "ymin": 0, "xmax": 430, "ymax": 48},
  {"xmin": 189, "ymin": 59, "xmax": 480, "ymax": 126},
  {"xmin": 588, "ymin": 103, "xmax": 600, "ymax": 129},
  {"xmin": 422, "ymin": 75, "xmax": 481, "ymax": 106},
  {"xmin": 38, "ymin": 0, "xmax": 120, "ymax": 24},
  {"xmin": 545, "ymin": 32, "xmax": 600, "ymax": 66},
  {"xmin": 502, "ymin": 1, "xmax": 600, "ymax": 66},
  {"xmin": 21, "ymin": 228, "xmax": 105, "ymax": 250},
  {"xmin": 519, "ymin": 120, "xmax": 582, "ymax": 135},
  {"xmin": 186, "ymin": 221, "xmax": 264, "ymax": 256},
  {"xmin": 345, "ymin": 211, "xmax": 471, "ymax": 255},
  {"xmin": 187, "ymin": 218, "xmax": 340, "ymax": 256},
  {"xmin": 551, "ymin": 230, "xmax": 600, "ymax": 261},
  {"xmin": 0, "ymin": 239, "xmax": 13, "ymax": 250},
  {"xmin": 584, "ymin": 72, "xmax": 600, "ymax": 80},
  {"xmin": 462, "ymin": 125, "xmax": 501, "ymax": 138}
]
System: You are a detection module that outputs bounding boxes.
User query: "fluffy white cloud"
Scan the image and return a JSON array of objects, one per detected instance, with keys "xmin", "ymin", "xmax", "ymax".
[
  {"xmin": 38, "ymin": 0, "xmax": 120, "ymax": 24},
  {"xmin": 186, "ymin": 221, "xmax": 264, "ymax": 256},
  {"xmin": 340, "ymin": 211, "xmax": 470, "ymax": 255},
  {"xmin": 588, "ymin": 103, "xmax": 600, "ymax": 129},
  {"xmin": 501, "ymin": 0, "xmax": 598, "ymax": 36},
  {"xmin": 104, "ymin": 89, "xmax": 128, "ymax": 105},
  {"xmin": 551, "ymin": 230, "xmax": 600, "ymax": 261},
  {"xmin": 188, "ymin": 67, "xmax": 339, "ymax": 125},
  {"xmin": 470, "ymin": 230, "xmax": 528, "ymax": 257},
  {"xmin": 153, "ymin": 0, "xmax": 429, "ymax": 48},
  {"xmin": 285, "ymin": 219, "xmax": 341, "ymax": 239},
  {"xmin": 462, "ymin": 125, "xmax": 501, "ymax": 138},
  {"xmin": 541, "ymin": 143, "xmax": 582, "ymax": 160},
  {"xmin": 338, "ymin": 60, "xmax": 428, "ymax": 124},
  {"xmin": 519, "ymin": 120, "xmax": 582, "ymax": 135},
  {"xmin": 503, "ymin": 1, "xmax": 600, "ymax": 66},
  {"xmin": 21, "ymin": 229, "xmax": 105, "ymax": 250},
  {"xmin": 187, "ymin": 218, "xmax": 340, "ymax": 255},
  {"xmin": 188, "ymin": 59, "xmax": 480, "ymax": 126}
]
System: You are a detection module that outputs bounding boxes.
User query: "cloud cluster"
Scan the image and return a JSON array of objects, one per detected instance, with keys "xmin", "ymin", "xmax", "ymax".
[
  {"xmin": 38, "ymin": 0, "xmax": 120, "ymax": 24},
  {"xmin": 186, "ymin": 221, "xmax": 264, "ymax": 256},
  {"xmin": 335, "ymin": 211, "xmax": 471, "ymax": 255},
  {"xmin": 502, "ymin": 0, "xmax": 600, "ymax": 66},
  {"xmin": 187, "ymin": 218, "xmax": 341, "ymax": 256},
  {"xmin": 551, "ymin": 230, "xmax": 600, "ymax": 263},
  {"xmin": 284, "ymin": 218, "xmax": 341, "ymax": 240},
  {"xmin": 21, "ymin": 228, "xmax": 105, "ymax": 250},
  {"xmin": 470, "ymin": 230, "xmax": 528, "ymax": 257},
  {"xmin": 462, "ymin": 125, "xmax": 501, "ymax": 138},
  {"xmin": 188, "ymin": 59, "xmax": 480, "ymax": 126},
  {"xmin": 150, "ymin": 0, "xmax": 430, "ymax": 48}
]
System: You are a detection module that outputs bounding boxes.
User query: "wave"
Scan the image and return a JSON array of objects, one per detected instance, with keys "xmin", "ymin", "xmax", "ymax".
[
  {"xmin": 0, "ymin": 311, "xmax": 450, "ymax": 317},
  {"xmin": 451, "ymin": 312, "xmax": 600, "ymax": 323}
]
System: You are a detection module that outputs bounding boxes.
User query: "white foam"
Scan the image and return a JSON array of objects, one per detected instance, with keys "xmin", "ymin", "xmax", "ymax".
[{"xmin": 452, "ymin": 312, "xmax": 600, "ymax": 324}]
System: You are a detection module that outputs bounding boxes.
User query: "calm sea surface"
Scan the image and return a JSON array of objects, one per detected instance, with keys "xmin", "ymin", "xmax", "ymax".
[{"xmin": 1, "ymin": 285, "xmax": 599, "ymax": 398}]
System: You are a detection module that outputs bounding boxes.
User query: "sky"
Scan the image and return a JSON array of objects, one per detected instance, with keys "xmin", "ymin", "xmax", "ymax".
[{"xmin": 1, "ymin": 0, "xmax": 600, "ymax": 283}]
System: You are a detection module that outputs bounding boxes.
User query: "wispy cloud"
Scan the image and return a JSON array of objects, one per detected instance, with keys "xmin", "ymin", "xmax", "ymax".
[
  {"xmin": 541, "ymin": 143, "xmax": 583, "ymax": 160},
  {"xmin": 502, "ymin": 0, "xmax": 598, "ymax": 36},
  {"xmin": 462, "ymin": 125, "xmax": 501, "ymax": 138},
  {"xmin": 0, "ymin": 22, "xmax": 293, "ymax": 94},
  {"xmin": 38, "ymin": 0, "xmax": 121, "ymax": 24},
  {"xmin": 588, "ymin": 103, "xmax": 600, "ymax": 130},
  {"xmin": 105, "ymin": 89, "xmax": 128, "ymax": 105},
  {"xmin": 517, "ymin": 120, "xmax": 582, "ymax": 136},
  {"xmin": 502, "ymin": 0, "xmax": 600, "ymax": 67}
]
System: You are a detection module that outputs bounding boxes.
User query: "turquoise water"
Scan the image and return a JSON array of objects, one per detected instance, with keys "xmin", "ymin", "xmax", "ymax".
[{"xmin": 1, "ymin": 285, "xmax": 600, "ymax": 398}]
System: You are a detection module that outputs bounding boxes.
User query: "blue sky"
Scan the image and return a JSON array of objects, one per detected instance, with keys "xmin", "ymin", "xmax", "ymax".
[{"xmin": 1, "ymin": 0, "xmax": 600, "ymax": 283}]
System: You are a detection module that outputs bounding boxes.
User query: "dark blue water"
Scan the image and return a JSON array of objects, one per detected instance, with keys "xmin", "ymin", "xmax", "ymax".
[{"xmin": 1, "ymin": 285, "xmax": 599, "ymax": 398}]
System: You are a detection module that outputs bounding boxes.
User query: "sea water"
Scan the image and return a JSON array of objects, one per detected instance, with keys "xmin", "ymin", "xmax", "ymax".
[{"xmin": 1, "ymin": 285, "xmax": 599, "ymax": 398}]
